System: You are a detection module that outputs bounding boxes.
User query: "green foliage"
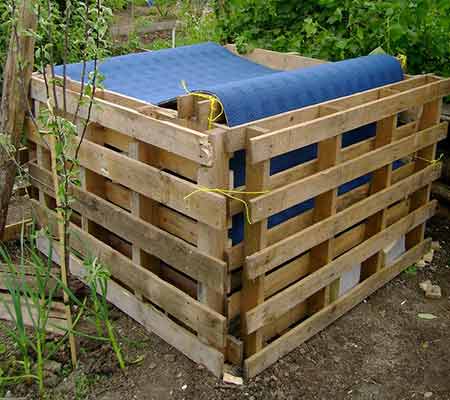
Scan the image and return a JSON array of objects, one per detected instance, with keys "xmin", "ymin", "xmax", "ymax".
[{"xmin": 218, "ymin": 0, "xmax": 450, "ymax": 76}]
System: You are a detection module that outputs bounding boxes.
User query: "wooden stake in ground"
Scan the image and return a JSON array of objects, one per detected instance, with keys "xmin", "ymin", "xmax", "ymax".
[
  {"xmin": 0, "ymin": 0, "xmax": 37, "ymax": 240},
  {"xmin": 48, "ymin": 135, "xmax": 78, "ymax": 368}
]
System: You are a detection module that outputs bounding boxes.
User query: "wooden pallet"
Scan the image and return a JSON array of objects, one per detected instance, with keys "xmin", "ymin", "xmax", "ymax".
[{"xmin": 25, "ymin": 46, "xmax": 450, "ymax": 378}]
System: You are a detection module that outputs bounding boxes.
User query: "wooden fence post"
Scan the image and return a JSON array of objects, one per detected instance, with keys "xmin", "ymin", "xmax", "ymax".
[{"xmin": 0, "ymin": 0, "xmax": 36, "ymax": 239}]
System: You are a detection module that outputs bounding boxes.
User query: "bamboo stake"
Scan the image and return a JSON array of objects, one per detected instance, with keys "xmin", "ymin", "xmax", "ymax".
[{"xmin": 48, "ymin": 134, "xmax": 78, "ymax": 367}]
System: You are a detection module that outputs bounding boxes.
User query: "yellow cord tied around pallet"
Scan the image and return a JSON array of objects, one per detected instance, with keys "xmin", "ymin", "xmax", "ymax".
[
  {"xmin": 181, "ymin": 80, "xmax": 225, "ymax": 130},
  {"xmin": 414, "ymin": 153, "xmax": 443, "ymax": 165},
  {"xmin": 184, "ymin": 187, "xmax": 270, "ymax": 225}
]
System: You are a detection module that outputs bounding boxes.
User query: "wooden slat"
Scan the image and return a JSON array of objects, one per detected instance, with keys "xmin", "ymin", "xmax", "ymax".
[
  {"xmin": 33, "ymin": 205, "xmax": 226, "ymax": 349},
  {"xmin": 244, "ymin": 239, "xmax": 431, "ymax": 378},
  {"xmin": 29, "ymin": 164, "xmax": 227, "ymax": 291},
  {"xmin": 243, "ymin": 201, "xmax": 436, "ymax": 335},
  {"xmin": 103, "ymin": 182, "xmax": 199, "ymax": 245},
  {"xmin": 224, "ymin": 44, "xmax": 326, "ymax": 71},
  {"xmin": 2, "ymin": 219, "xmax": 32, "ymax": 242},
  {"xmin": 232, "ymin": 125, "xmax": 416, "ymax": 214},
  {"xmin": 27, "ymin": 124, "xmax": 227, "ymax": 229},
  {"xmin": 227, "ymin": 199, "xmax": 409, "ymax": 320},
  {"xmin": 0, "ymin": 293, "xmax": 67, "ymax": 335},
  {"xmin": 361, "ymin": 115, "xmax": 397, "ymax": 278},
  {"xmin": 37, "ymin": 235, "xmax": 224, "ymax": 377},
  {"xmin": 308, "ymin": 128, "xmax": 341, "ymax": 310},
  {"xmin": 129, "ymin": 140, "xmax": 162, "ymax": 301},
  {"xmin": 406, "ymin": 99, "xmax": 443, "ymax": 249},
  {"xmin": 249, "ymin": 123, "xmax": 447, "ymax": 222},
  {"xmin": 241, "ymin": 127, "xmax": 269, "ymax": 357},
  {"xmin": 248, "ymin": 78, "xmax": 450, "ymax": 163},
  {"xmin": 226, "ymin": 335, "xmax": 244, "ymax": 365},
  {"xmin": 196, "ymin": 128, "xmax": 229, "ymax": 354},
  {"xmin": 30, "ymin": 76, "xmax": 215, "ymax": 166},
  {"xmin": 245, "ymin": 164, "xmax": 440, "ymax": 279},
  {"xmin": 227, "ymin": 176, "xmax": 411, "ymax": 273}
]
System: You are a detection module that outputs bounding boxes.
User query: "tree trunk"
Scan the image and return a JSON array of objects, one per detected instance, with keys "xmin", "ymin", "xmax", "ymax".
[{"xmin": 0, "ymin": 0, "xmax": 37, "ymax": 240}]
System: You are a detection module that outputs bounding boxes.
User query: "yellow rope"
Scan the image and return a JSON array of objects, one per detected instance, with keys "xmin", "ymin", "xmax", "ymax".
[
  {"xmin": 414, "ymin": 153, "xmax": 443, "ymax": 165},
  {"xmin": 184, "ymin": 187, "xmax": 269, "ymax": 225},
  {"xmin": 181, "ymin": 80, "xmax": 224, "ymax": 130}
]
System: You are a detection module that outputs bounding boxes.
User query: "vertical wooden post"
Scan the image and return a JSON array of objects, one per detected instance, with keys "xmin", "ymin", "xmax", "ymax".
[
  {"xmin": 361, "ymin": 114, "xmax": 397, "ymax": 279},
  {"xmin": 197, "ymin": 128, "xmax": 229, "ymax": 352},
  {"xmin": 0, "ymin": 0, "xmax": 36, "ymax": 239},
  {"xmin": 179, "ymin": 95, "xmax": 228, "ymax": 349},
  {"xmin": 308, "ymin": 119, "xmax": 341, "ymax": 309},
  {"xmin": 241, "ymin": 126, "xmax": 270, "ymax": 357},
  {"xmin": 406, "ymin": 99, "xmax": 442, "ymax": 248},
  {"xmin": 128, "ymin": 140, "xmax": 161, "ymax": 297},
  {"xmin": 79, "ymin": 123, "xmax": 106, "ymax": 237}
]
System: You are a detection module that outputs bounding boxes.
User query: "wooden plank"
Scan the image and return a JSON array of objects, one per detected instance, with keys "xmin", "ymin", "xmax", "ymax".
[
  {"xmin": 226, "ymin": 335, "xmax": 244, "ymax": 365},
  {"xmin": 30, "ymin": 76, "xmax": 215, "ymax": 166},
  {"xmin": 243, "ymin": 201, "xmax": 436, "ymax": 335},
  {"xmin": 0, "ymin": 293, "xmax": 67, "ymax": 335},
  {"xmin": 37, "ymin": 236, "xmax": 224, "ymax": 377},
  {"xmin": 128, "ymin": 140, "xmax": 162, "ymax": 298},
  {"xmin": 0, "ymin": 0, "xmax": 36, "ymax": 239},
  {"xmin": 226, "ymin": 199, "xmax": 408, "ymax": 320},
  {"xmin": 406, "ymin": 99, "xmax": 443, "ymax": 249},
  {"xmin": 103, "ymin": 182, "xmax": 199, "ymax": 245},
  {"xmin": 244, "ymin": 239, "xmax": 431, "ymax": 378},
  {"xmin": 224, "ymin": 44, "xmax": 326, "ymax": 70},
  {"xmin": 27, "ymin": 124, "xmax": 227, "ymax": 229},
  {"xmin": 228, "ymin": 186, "xmax": 410, "ymax": 272},
  {"xmin": 308, "ymin": 129, "xmax": 341, "ymax": 310},
  {"xmin": 2, "ymin": 219, "xmax": 32, "ymax": 242},
  {"xmin": 29, "ymin": 164, "xmax": 227, "ymax": 291},
  {"xmin": 241, "ymin": 127, "xmax": 270, "ymax": 357},
  {"xmin": 0, "ymin": 264, "xmax": 58, "ymax": 292},
  {"xmin": 196, "ymin": 129, "xmax": 229, "ymax": 318},
  {"xmin": 34, "ymin": 215, "xmax": 226, "ymax": 349},
  {"xmin": 248, "ymin": 78, "xmax": 450, "ymax": 163},
  {"xmin": 249, "ymin": 123, "xmax": 447, "ymax": 222},
  {"xmin": 361, "ymin": 115, "xmax": 397, "ymax": 279},
  {"xmin": 224, "ymin": 75, "xmax": 431, "ymax": 153}
]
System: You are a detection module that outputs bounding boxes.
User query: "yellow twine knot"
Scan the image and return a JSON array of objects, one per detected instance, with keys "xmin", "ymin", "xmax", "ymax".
[
  {"xmin": 184, "ymin": 187, "xmax": 270, "ymax": 224},
  {"xmin": 181, "ymin": 80, "xmax": 224, "ymax": 130}
]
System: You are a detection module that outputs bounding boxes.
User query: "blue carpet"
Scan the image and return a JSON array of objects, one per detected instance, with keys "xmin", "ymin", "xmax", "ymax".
[{"xmin": 55, "ymin": 43, "xmax": 404, "ymax": 246}]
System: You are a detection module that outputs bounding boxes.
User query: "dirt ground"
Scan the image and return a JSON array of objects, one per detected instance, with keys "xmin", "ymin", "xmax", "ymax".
[{"xmin": 1, "ymin": 197, "xmax": 450, "ymax": 400}]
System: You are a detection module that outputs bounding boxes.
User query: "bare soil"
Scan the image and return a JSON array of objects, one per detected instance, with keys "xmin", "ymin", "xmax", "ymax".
[{"xmin": 1, "ymin": 196, "xmax": 450, "ymax": 400}]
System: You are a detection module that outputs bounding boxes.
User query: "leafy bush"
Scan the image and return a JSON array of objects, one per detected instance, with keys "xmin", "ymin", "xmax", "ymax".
[{"xmin": 218, "ymin": 0, "xmax": 450, "ymax": 76}]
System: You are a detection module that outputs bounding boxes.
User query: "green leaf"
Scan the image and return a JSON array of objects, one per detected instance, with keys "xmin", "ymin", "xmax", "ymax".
[
  {"xmin": 417, "ymin": 313, "xmax": 437, "ymax": 320},
  {"xmin": 390, "ymin": 23, "xmax": 405, "ymax": 42}
]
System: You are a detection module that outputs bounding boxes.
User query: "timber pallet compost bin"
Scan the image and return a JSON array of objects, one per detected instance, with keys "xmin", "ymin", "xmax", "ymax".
[{"xmin": 26, "ymin": 45, "xmax": 450, "ymax": 378}]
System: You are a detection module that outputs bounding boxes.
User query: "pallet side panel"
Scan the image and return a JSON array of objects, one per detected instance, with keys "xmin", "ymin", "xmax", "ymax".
[{"xmin": 239, "ymin": 74, "xmax": 449, "ymax": 377}]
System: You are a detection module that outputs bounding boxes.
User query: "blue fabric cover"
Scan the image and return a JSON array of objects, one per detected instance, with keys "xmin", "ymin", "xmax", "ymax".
[
  {"xmin": 55, "ymin": 43, "xmax": 404, "ymax": 246},
  {"xmin": 56, "ymin": 42, "xmax": 276, "ymax": 106}
]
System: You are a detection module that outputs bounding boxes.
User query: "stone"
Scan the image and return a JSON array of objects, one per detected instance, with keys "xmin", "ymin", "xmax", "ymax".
[
  {"xmin": 416, "ymin": 260, "xmax": 427, "ymax": 269},
  {"xmin": 164, "ymin": 354, "xmax": 176, "ymax": 362},
  {"xmin": 419, "ymin": 280, "xmax": 433, "ymax": 292},
  {"xmin": 148, "ymin": 362, "xmax": 157, "ymax": 369},
  {"xmin": 43, "ymin": 360, "xmax": 62, "ymax": 374},
  {"xmin": 425, "ymin": 285, "xmax": 442, "ymax": 299},
  {"xmin": 431, "ymin": 241, "xmax": 441, "ymax": 251},
  {"xmin": 44, "ymin": 371, "xmax": 60, "ymax": 388},
  {"xmin": 424, "ymin": 392, "xmax": 433, "ymax": 398},
  {"xmin": 223, "ymin": 372, "xmax": 243, "ymax": 385},
  {"xmin": 423, "ymin": 249, "xmax": 434, "ymax": 264}
]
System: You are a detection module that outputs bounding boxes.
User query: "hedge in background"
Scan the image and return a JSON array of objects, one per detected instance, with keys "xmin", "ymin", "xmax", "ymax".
[{"xmin": 218, "ymin": 0, "xmax": 450, "ymax": 76}]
